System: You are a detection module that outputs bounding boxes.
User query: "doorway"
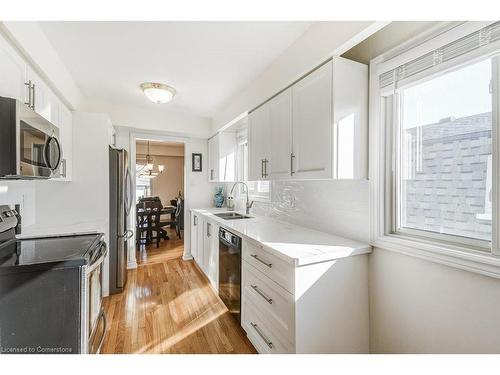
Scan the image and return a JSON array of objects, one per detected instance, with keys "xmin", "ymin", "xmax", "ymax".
[{"xmin": 135, "ymin": 138, "xmax": 185, "ymax": 262}]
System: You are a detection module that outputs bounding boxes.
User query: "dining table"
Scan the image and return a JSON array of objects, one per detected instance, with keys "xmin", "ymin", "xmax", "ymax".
[{"xmin": 136, "ymin": 205, "xmax": 176, "ymax": 246}]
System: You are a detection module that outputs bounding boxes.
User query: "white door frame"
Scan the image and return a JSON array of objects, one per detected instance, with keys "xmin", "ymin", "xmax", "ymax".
[{"xmin": 127, "ymin": 131, "xmax": 190, "ymax": 268}]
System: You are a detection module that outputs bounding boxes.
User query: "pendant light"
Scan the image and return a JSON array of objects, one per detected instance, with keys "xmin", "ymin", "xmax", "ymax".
[{"xmin": 139, "ymin": 140, "xmax": 165, "ymax": 179}]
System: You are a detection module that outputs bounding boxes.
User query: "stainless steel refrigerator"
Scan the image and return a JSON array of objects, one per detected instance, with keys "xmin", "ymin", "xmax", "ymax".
[{"xmin": 109, "ymin": 147, "xmax": 133, "ymax": 295}]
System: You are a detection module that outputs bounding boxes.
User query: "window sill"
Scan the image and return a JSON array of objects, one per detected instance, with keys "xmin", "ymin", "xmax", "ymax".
[{"xmin": 371, "ymin": 235, "xmax": 500, "ymax": 279}]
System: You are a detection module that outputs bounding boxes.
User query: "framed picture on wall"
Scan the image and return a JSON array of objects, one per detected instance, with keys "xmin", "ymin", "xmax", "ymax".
[{"xmin": 192, "ymin": 153, "xmax": 202, "ymax": 172}]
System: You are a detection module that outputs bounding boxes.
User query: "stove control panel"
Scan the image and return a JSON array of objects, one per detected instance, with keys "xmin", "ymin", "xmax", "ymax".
[{"xmin": 0, "ymin": 205, "xmax": 18, "ymax": 234}]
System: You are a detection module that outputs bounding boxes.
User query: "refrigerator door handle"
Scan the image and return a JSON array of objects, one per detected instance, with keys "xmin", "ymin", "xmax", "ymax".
[{"xmin": 119, "ymin": 229, "xmax": 133, "ymax": 240}]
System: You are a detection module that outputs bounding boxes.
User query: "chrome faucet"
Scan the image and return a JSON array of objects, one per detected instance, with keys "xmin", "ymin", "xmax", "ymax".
[{"xmin": 230, "ymin": 182, "xmax": 254, "ymax": 215}]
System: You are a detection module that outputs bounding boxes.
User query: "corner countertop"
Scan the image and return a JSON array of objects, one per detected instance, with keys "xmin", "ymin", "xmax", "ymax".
[{"xmin": 191, "ymin": 208, "xmax": 371, "ymax": 267}]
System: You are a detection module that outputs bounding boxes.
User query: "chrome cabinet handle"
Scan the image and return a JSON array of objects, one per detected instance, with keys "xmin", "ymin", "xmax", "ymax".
[
  {"xmin": 262, "ymin": 159, "xmax": 269, "ymax": 178},
  {"xmin": 194, "ymin": 215, "xmax": 198, "ymax": 226},
  {"xmin": 251, "ymin": 284, "xmax": 273, "ymax": 304},
  {"xmin": 290, "ymin": 153, "xmax": 295, "ymax": 176},
  {"xmin": 250, "ymin": 254, "xmax": 272, "ymax": 268},
  {"xmin": 24, "ymin": 80, "xmax": 32, "ymax": 108},
  {"xmin": 250, "ymin": 322, "xmax": 273, "ymax": 349},
  {"xmin": 32, "ymin": 83, "xmax": 36, "ymax": 111},
  {"xmin": 261, "ymin": 159, "xmax": 264, "ymax": 178},
  {"xmin": 207, "ymin": 222, "xmax": 211, "ymax": 237},
  {"xmin": 210, "ymin": 169, "xmax": 214, "ymax": 180},
  {"xmin": 61, "ymin": 158, "xmax": 67, "ymax": 178}
]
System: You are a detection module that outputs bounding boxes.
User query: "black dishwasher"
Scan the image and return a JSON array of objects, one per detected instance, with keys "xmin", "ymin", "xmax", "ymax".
[{"xmin": 218, "ymin": 227, "xmax": 241, "ymax": 323}]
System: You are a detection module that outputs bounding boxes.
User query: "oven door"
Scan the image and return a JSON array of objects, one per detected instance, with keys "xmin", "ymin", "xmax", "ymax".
[
  {"xmin": 17, "ymin": 102, "xmax": 62, "ymax": 178},
  {"xmin": 85, "ymin": 242, "xmax": 108, "ymax": 353}
]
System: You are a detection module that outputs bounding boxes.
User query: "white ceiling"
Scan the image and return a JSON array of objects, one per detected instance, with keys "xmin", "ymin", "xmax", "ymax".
[{"xmin": 39, "ymin": 21, "xmax": 312, "ymax": 118}]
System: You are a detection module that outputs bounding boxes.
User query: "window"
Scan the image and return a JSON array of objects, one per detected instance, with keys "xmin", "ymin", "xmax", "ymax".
[
  {"xmin": 393, "ymin": 58, "xmax": 493, "ymax": 246},
  {"xmin": 135, "ymin": 163, "xmax": 151, "ymax": 201},
  {"xmin": 372, "ymin": 22, "xmax": 500, "ymax": 275}
]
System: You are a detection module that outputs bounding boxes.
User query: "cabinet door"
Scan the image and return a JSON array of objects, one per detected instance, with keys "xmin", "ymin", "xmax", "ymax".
[
  {"xmin": 195, "ymin": 216, "xmax": 204, "ymax": 266},
  {"xmin": 208, "ymin": 135, "xmax": 220, "ymax": 182},
  {"xmin": 292, "ymin": 61, "xmax": 333, "ymax": 179},
  {"xmin": 190, "ymin": 213, "xmax": 198, "ymax": 260},
  {"xmin": 248, "ymin": 104, "xmax": 270, "ymax": 181},
  {"xmin": 208, "ymin": 223, "xmax": 219, "ymax": 289},
  {"xmin": 26, "ymin": 66, "xmax": 51, "ymax": 121},
  {"xmin": 218, "ymin": 132, "xmax": 237, "ymax": 182},
  {"xmin": 203, "ymin": 220, "xmax": 213, "ymax": 276},
  {"xmin": 333, "ymin": 58, "xmax": 368, "ymax": 179},
  {"xmin": 0, "ymin": 36, "xmax": 27, "ymax": 102},
  {"xmin": 269, "ymin": 88, "xmax": 292, "ymax": 180}
]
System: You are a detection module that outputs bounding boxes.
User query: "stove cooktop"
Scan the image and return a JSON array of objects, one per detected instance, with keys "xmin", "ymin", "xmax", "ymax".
[{"xmin": 0, "ymin": 233, "xmax": 103, "ymax": 272}]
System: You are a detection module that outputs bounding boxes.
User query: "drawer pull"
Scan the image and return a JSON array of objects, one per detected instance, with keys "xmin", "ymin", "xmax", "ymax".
[
  {"xmin": 251, "ymin": 284, "xmax": 273, "ymax": 304},
  {"xmin": 250, "ymin": 322, "xmax": 273, "ymax": 349},
  {"xmin": 250, "ymin": 254, "xmax": 272, "ymax": 268}
]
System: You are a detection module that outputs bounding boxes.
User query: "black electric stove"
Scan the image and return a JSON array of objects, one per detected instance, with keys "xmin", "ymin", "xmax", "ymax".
[{"xmin": 0, "ymin": 205, "xmax": 107, "ymax": 354}]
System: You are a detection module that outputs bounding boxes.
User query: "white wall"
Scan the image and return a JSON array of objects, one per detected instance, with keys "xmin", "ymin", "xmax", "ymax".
[
  {"xmin": 0, "ymin": 180, "xmax": 37, "ymax": 228},
  {"xmin": 148, "ymin": 155, "xmax": 185, "ymax": 204},
  {"xmin": 212, "ymin": 21, "xmax": 384, "ymax": 132},
  {"xmin": 369, "ymin": 248, "xmax": 500, "ymax": 353},
  {"xmin": 33, "ymin": 112, "xmax": 111, "ymax": 233}
]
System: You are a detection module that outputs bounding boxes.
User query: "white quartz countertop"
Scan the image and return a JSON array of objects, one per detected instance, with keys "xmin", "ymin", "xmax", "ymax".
[{"xmin": 191, "ymin": 208, "xmax": 371, "ymax": 266}]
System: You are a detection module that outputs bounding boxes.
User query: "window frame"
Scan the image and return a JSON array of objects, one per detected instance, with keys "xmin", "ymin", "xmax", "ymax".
[
  {"xmin": 370, "ymin": 21, "xmax": 500, "ymax": 278},
  {"xmin": 388, "ymin": 59, "xmax": 495, "ymax": 252}
]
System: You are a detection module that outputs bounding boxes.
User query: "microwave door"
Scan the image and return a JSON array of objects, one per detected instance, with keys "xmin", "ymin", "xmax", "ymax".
[{"xmin": 19, "ymin": 121, "xmax": 51, "ymax": 178}]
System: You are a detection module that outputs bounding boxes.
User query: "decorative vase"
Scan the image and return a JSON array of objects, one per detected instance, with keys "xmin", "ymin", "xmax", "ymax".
[{"xmin": 214, "ymin": 186, "xmax": 225, "ymax": 208}]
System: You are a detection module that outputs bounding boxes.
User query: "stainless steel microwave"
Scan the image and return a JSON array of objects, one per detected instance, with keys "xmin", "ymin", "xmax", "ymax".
[{"xmin": 0, "ymin": 97, "xmax": 62, "ymax": 179}]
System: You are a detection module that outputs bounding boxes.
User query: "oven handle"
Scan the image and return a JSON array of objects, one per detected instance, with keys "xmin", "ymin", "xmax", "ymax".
[
  {"xmin": 96, "ymin": 308, "xmax": 107, "ymax": 354},
  {"xmin": 88, "ymin": 242, "xmax": 107, "ymax": 272}
]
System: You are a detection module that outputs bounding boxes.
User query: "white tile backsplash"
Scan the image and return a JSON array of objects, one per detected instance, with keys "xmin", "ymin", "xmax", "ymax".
[{"xmin": 222, "ymin": 179, "xmax": 370, "ymax": 242}]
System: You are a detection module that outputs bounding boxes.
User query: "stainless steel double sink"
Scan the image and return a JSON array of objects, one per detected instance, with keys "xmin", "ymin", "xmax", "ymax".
[{"xmin": 213, "ymin": 212, "xmax": 252, "ymax": 220}]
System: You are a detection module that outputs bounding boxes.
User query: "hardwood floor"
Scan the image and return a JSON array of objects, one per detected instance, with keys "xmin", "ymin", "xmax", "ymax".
[{"xmin": 101, "ymin": 229, "xmax": 256, "ymax": 354}]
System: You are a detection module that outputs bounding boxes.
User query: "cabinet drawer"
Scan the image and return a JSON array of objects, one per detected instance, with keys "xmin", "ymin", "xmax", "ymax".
[
  {"xmin": 242, "ymin": 300, "xmax": 293, "ymax": 354},
  {"xmin": 242, "ymin": 240, "xmax": 294, "ymax": 293},
  {"xmin": 243, "ymin": 261, "xmax": 295, "ymax": 345}
]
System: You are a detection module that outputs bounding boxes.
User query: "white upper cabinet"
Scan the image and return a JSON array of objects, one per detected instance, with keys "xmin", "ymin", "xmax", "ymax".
[
  {"xmin": 0, "ymin": 36, "xmax": 27, "ymax": 102},
  {"xmin": 332, "ymin": 58, "xmax": 368, "ymax": 179},
  {"xmin": 208, "ymin": 134, "xmax": 220, "ymax": 182},
  {"xmin": 269, "ymin": 88, "xmax": 293, "ymax": 180},
  {"xmin": 208, "ymin": 132, "xmax": 238, "ymax": 182},
  {"xmin": 0, "ymin": 33, "xmax": 74, "ymax": 181},
  {"xmin": 292, "ymin": 61, "xmax": 333, "ymax": 179},
  {"xmin": 246, "ymin": 57, "xmax": 368, "ymax": 181},
  {"xmin": 248, "ymin": 103, "xmax": 271, "ymax": 181},
  {"xmin": 26, "ymin": 65, "xmax": 52, "ymax": 122}
]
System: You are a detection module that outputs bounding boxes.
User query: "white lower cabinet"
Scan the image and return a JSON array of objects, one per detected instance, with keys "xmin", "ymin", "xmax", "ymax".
[
  {"xmin": 191, "ymin": 212, "xmax": 219, "ymax": 291},
  {"xmin": 190, "ymin": 212, "xmax": 199, "ymax": 261},
  {"xmin": 241, "ymin": 238, "xmax": 369, "ymax": 354},
  {"xmin": 189, "ymin": 210, "xmax": 370, "ymax": 353}
]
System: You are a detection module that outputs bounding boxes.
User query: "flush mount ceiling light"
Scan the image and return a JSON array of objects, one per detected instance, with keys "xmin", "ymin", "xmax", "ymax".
[{"xmin": 140, "ymin": 82, "xmax": 176, "ymax": 104}]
